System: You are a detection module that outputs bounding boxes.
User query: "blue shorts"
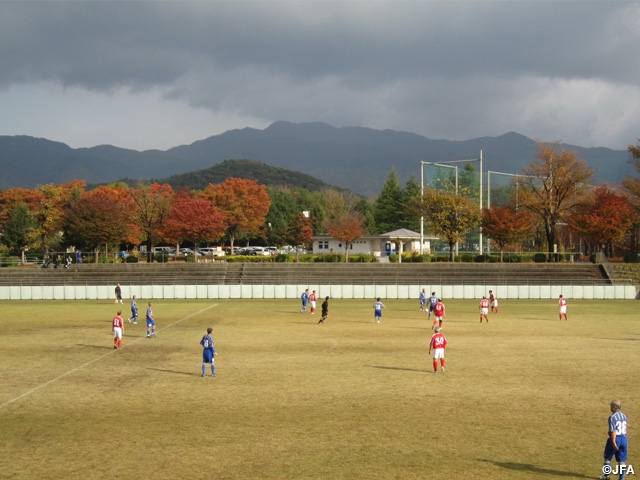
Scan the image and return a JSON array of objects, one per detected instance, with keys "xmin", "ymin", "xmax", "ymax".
[
  {"xmin": 374, "ymin": 309, "xmax": 382, "ymax": 318},
  {"xmin": 202, "ymin": 349, "xmax": 214, "ymax": 363},
  {"xmin": 146, "ymin": 318, "xmax": 155, "ymax": 327},
  {"xmin": 131, "ymin": 308, "xmax": 138, "ymax": 318},
  {"xmin": 604, "ymin": 436, "xmax": 628, "ymax": 463},
  {"xmin": 429, "ymin": 304, "xmax": 436, "ymax": 312}
]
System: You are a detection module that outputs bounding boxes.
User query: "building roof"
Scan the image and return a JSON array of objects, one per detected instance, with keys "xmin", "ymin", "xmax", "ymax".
[{"xmin": 313, "ymin": 228, "xmax": 438, "ymax": 241}]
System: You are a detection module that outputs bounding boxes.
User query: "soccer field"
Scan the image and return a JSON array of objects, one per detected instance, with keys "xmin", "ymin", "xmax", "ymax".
[{"xmin": 1, "ymin": 298, "xmax": 638, "ymax": 479}]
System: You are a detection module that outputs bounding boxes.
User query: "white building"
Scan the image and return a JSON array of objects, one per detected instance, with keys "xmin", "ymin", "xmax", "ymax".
[{"xmin": 312, "ymin": 229, "xmax": 437, "ymax": 260}]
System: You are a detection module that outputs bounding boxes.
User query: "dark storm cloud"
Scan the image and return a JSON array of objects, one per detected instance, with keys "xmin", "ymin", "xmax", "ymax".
[{"xmin": 1, "ymin": 1, "xmax": 639, "ymax": 149}]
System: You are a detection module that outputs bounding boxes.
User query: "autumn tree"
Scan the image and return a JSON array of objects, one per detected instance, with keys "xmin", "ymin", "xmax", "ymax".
[
  {"xmin": 28, "ymin": 184, "xmax": 69, "ymax": 254},
  {"xmin": 410, "ymin": 187, "xmax": 481, "ymax": 261},
  {"xmin": 482, "ymin": 206, "xmax": 534, "ymax": 262},
  {"xmin": 161, "ymin": 191, "xmax": 227, "ymax": 253},
  {"xmin": 622, "ymin": 138, "xmax": 640, "ymax": 253},
  {"xmin": 323, "ymin": 190, "xmax": 366, "ymax": 263},
  {"xmin": 1, "ymin": 202, "xmax": 36, "ymax": 263},
  {"xmin": 567, "ymin": 186, "xmax": 634, "ymax": 257},
  {"xmin": 203, "ymin": 178, "xmax": 271, "ymax": 254},
  {"xmin": 283, "ymin": 213, "xmax": 314, "ymax": 261},
  {"xmin": 0, "ymin": 188, "xmax": 42, "ymax": 228},
  {"xmin": 517, "ymin": 142, "xmax": 595, "ymax": 261},
  {"xmin": 128, "ymin": 182, "xmax": 175, "ymax": 260},
  {"xmin": 66, "ymin": 186, "xmax": 135, "ymax": 262}
]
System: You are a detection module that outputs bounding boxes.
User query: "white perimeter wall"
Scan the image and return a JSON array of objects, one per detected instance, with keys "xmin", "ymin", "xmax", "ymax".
[{"xmin": 0, "ymin": 283, "xmax": 636, "ymax": 300}]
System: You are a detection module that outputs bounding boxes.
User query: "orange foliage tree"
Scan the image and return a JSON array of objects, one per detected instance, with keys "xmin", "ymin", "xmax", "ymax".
[
  {"xmin": 203, "ymin": 178, "xmax": 271, "ymax": 254},
  {"xmin": 128, "ymin": 182, "xmax": 175, "ymax": 259},
  {"xmin": 518, "ymin": 142, "xmax": 594, "ymax": 260}
]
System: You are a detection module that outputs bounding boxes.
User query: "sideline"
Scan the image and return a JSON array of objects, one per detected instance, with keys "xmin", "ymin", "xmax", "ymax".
[{"xmin": 0, "ymin": 303, "xmax": 218, "ymax": 409}]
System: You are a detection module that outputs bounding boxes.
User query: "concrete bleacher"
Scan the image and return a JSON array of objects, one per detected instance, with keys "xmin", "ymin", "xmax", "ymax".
[
  {"xmin": 0, "ymin": 261, "xmax": 613, "ymax": 287},
  {"xmin": 2, "ymin": 261, "xmax": 636, "ymax": 300}
]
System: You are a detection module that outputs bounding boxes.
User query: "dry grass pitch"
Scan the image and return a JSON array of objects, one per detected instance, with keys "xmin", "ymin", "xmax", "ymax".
[{"xmin": 0, "ymin": 298, "xmax": 638, "ymax": 479}]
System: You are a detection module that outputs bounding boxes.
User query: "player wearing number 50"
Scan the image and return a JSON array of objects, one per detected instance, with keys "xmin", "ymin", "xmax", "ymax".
[
  {"xmin": 429, "ymin": 326, "xmax": 447, "ymax": 373},
  {"xmin": 600, "ymin": 399, "xmax": 629, "ymax": 480},
  {"xmin": 200, "ymin": 327, "xmax": 217, "ymax": 377}
]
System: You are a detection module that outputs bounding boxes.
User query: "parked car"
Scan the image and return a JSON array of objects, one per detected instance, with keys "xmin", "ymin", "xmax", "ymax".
[
  {"xmin": 246, "ymin": 247, "xmax": 270, "ymax": 256},
  {"xmin": 199, "ymin": 247, "xmax": 225, "ymax": 257},
  {"xmin": 153, "ymin": 246, "xmax": 176, "ymax": 256},
  {"xmin": 178, "ymin": 248, "xmax": 197, "ymax": 256}
]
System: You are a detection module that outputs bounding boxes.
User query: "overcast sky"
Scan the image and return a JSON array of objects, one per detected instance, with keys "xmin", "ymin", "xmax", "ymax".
[{"xmin": 1, "ymin": 1, "xmax": 639, "ymax": 151}]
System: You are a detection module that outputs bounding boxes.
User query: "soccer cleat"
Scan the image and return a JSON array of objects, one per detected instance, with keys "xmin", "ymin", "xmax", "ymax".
[
  {"xmin": 212, "ymin": 374, "xmax": 216, "ymax": 377},
  {"xmin": 599, "ymin": 475, "xmax": 610, "ymax": 480},
  {"xmin": 127, "ymin": 318, "xmax": 131, "ymax": 323},
  {"xmin": 114, "ymin": 345, "xmax": 117, "ymax": 349},
  {"xmin": 133, "ymin": 322, "xmax": 137, "ymax": 324},
  {"xmin": 201, "ymin": 374, "xmax": 205, "ymax": 377},
  {"xmin": 433, "ymin": 370, "xmax": 438, "ymax": 373},
  {"xmin": 441, "ymin": 367, "xmax": 445, "ymax": 372}
]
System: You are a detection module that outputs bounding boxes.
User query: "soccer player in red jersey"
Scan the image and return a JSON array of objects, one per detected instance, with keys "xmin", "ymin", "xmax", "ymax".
[
  {"xmin": 429, "ymin": 326, "xmax": 447, "ymax": 373},
  {"xmin": 309, "ymin": 290, "xmax": 318, "ymax": 315},
  {"xmin": 432, "ymin": 299, "xmax": 445, "ymax": 329},
  {"xmin": 479, "ymin": 296, "xmax": 490, "ymax": 323},
  {"xmin": 112, "ymin": 310, "xmax": 124, "ymax": 349},
  {"xmin": 489, "ymin": 289, "xmax": 498, "ymax": 313},
  {"xmin": 559, "ymin": 294, "xmax": 568, "ymax": 321}
]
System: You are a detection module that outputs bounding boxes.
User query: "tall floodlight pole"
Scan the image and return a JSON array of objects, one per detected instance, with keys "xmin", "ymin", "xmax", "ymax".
[
  {"xmin": 479, "ymin": 150, "xmax": 483, "ymax": 255},
  {"xmin": 420, "ymin": 162, "xmax": 424, "ymax": 255}
]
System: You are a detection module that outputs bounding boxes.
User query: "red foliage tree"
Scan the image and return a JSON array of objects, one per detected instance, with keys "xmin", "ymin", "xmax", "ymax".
[
  {"xmin": 568, "ymin": 186, "xmax": 635, "ymax": 256},
  {"xmin": 324, "ymin": 211, "xmax": 365, "ymax": 263},
  {"xmin": 284, "ymin": 213, "xmax": 314, "ymax": 261},
  {"xmin": 66, "ymin": 186, "xmax": 135, "ymax": 261},
  {"xmin": 161, "ymin": 192, "xmax": 228, "ymax": 252},
  {"xmin": 0, "ymin": 188, "xmax": 43, "ymax": 228},
  {"xmin": 481, "ymin": 206, "xmax": 534, "ymax": 262}
]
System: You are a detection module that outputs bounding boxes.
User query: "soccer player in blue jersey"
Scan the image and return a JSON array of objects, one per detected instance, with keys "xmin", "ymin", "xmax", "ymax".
[
  {"xmin": 146, "ymin": 302, "xmax": 156, "ymax": 338},
  {"xmin": 128, "ymin": 295, "xmax": 138, "ymax": 324},
  {"xmin": 200, "ymin": 327, "xmax": 217, "ymax": 377},
  {"xmin": 600, "ymin": 399, "xmax": 629, "ymax": 480},
  {"xmin": 419, "ymin": 288, "xmax": 427, "ymax": 311},
  {"xmin": 428, "ymin": 292, "xmax": 438, "ymax": 320},
  {"xmin": 300, "ymin": 289, "xmax": 309, "ymax": 313},
  {"xmin": 373, "ymin": 297, "xmax": 385, "ymax": 323}
]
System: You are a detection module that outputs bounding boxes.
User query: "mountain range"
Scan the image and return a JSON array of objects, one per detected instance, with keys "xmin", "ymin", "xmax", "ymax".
[{"xmin": 0, "ymin": 121, "xmax": 634, "ymax": 197}]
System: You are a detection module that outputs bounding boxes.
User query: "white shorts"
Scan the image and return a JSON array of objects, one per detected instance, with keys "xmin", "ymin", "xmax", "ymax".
[
  {"xmin": 113, "ymin": 327, "xmax": 122, "ymax": 339},
  {"xmin": 432, "ymin": 348, "xmax": 445, "ymax": 359},
  {"xmin": 435, "ymin": 316, "xmax": 443, "ymax": 321},
  {"xmin": 311, "ymin": 301, "xmax": 316, "ymax": 309},
  {"xmin": 491, "ymin": 299, "xmax": 498, "ymax": 307},
  {"xmin": 559, "ymin": 306, "xmax": 567, "ymax": 314},
  {"xmin": 480, "ymin": 308, "xmax": 488, "ymax": 315}
]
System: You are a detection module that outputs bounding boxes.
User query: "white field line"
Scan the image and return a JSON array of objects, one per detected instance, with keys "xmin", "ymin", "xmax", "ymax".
[{"xmin": 1, "ymin": 304, "xmax": 218, "ymax": 409}]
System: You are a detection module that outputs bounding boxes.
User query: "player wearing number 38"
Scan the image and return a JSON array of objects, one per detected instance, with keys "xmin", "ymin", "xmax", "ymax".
[{"xmin": 600, "ymin": 399, "xmax": 629, "ymax": 480}]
